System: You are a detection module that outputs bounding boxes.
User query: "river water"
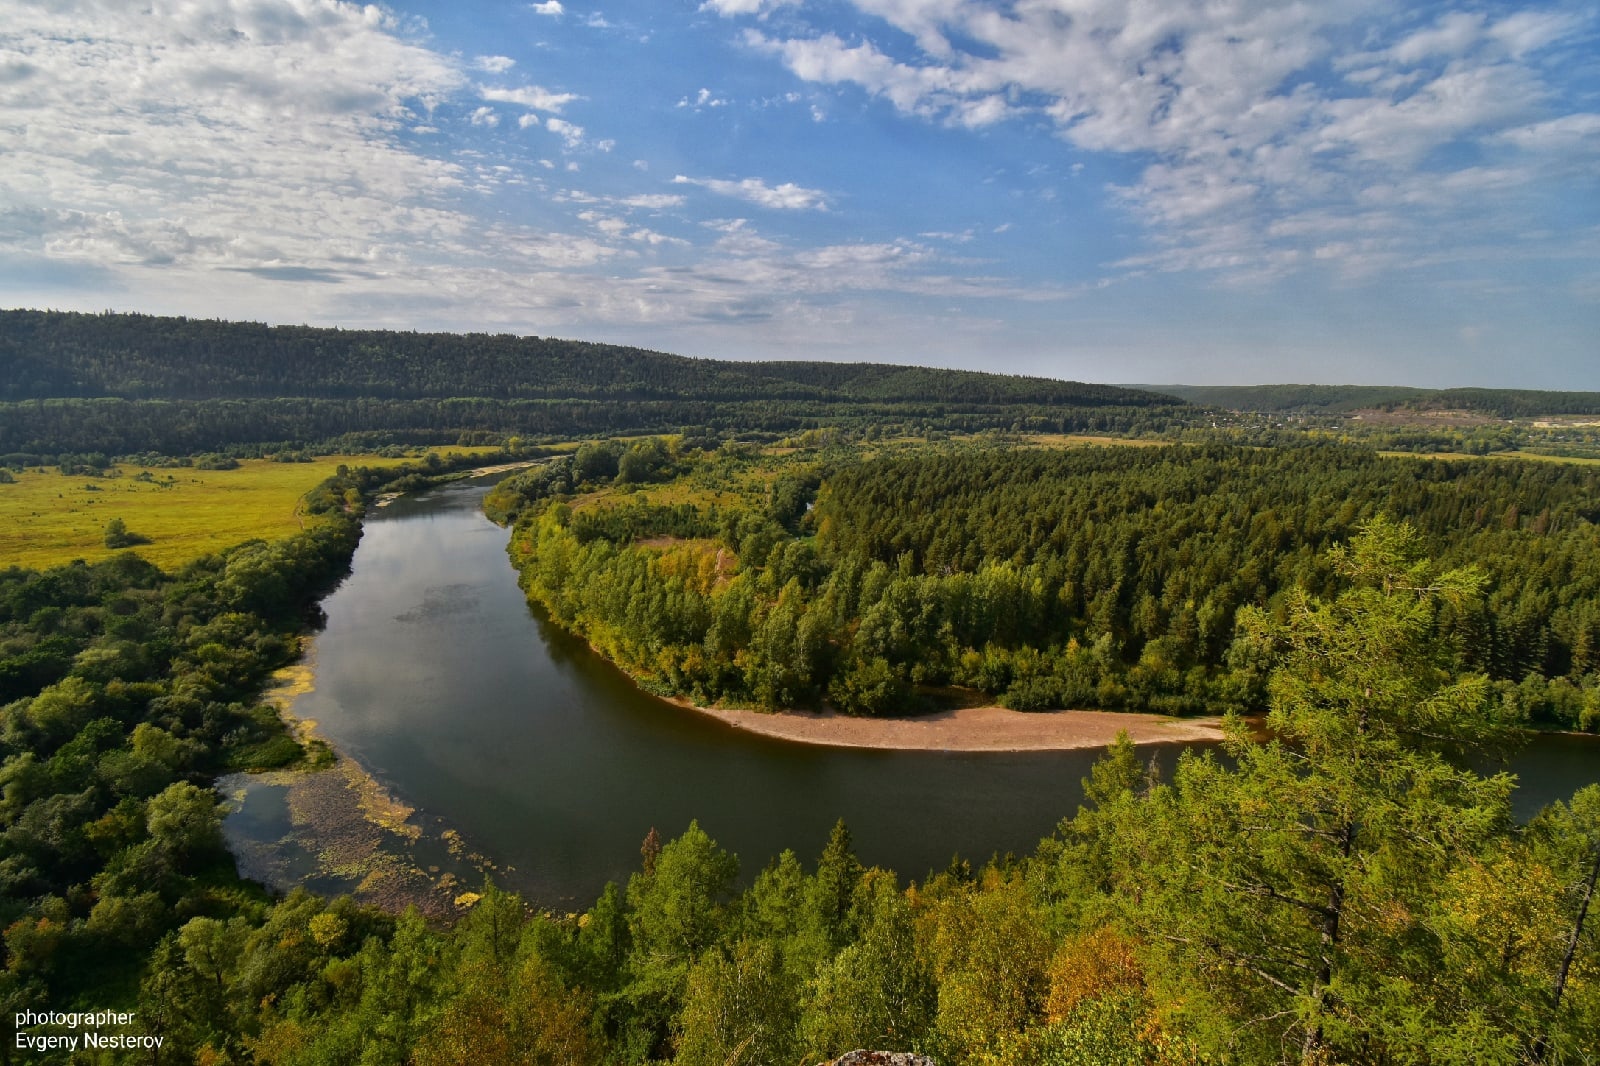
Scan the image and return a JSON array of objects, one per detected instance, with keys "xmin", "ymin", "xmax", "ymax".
[{"xmin": 224, "ymin": 477, "xmax": 1600, "ymax": 908}]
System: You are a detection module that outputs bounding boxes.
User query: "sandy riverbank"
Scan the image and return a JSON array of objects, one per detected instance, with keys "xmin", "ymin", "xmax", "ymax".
[
  {"xmin": 464, "ymin": 459, "xmax": 542, "ymax": 477},
  {"xmin": 677, "ymin": 702, "xmax": 1226, "ymax": 752}
]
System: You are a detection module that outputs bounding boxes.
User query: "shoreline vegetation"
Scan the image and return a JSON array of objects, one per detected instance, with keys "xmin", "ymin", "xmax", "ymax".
[
  {"xmin": 539, "ymin": 586, "xmax": 1231, "ymax": 752},
  {"xmin": 494, "ymin": 436, "xmax": 1600, "ymax": 732}
]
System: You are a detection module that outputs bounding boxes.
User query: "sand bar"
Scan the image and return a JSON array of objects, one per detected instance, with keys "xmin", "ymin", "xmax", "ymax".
[{"xmin": 680, "ymin": 703, "xmax": 1226, "ymax": 752}]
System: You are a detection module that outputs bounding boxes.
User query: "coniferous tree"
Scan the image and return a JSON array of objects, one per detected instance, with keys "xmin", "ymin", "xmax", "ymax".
[{"xmin": 1124, "ymin": 518, "xmax": 1521, "ymax": 1063}]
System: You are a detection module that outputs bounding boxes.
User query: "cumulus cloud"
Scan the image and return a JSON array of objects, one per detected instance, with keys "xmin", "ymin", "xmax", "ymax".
[
  {"xmin": 621, "ymin": 194, "xmax": 687, "ymax": 209},
  {"xmin": 1497, "ymin": 113, "xmax": 1600, "ymax": 152},
  {"xmin": 673, "ymin": 175, "xmax": 830, "ymax": 210},
  {"xmin": 701, "ymin": 0, "xmax": 800, "ymax": 15},
  {"xmin": 0, "ymin": 0, "xmax": 650, "ymax": 328},
  {"xmin": 1, "ymin": 0, "xmax": 470, "ymax": 278},
  {"xmin": 479, "ymin": 84, "xmax": 579, "ymax": 112},
  {"xmin": 546, "ymin": 117, "xmax": 586, "ymax": 148},
  {"xmin": 532, "ymin": 1, "xmax": 564, "ymax": 16},
  {"xmin": 732, "ymin": 0, "xmax": 1597, "ymax": 283},
  {"xmin": 475, "ymin": 54, "xmax": 517, "ymax": 73},
  {"xmin": 678, "ymin": 87, "xmax": 730, "ymax": 108}
]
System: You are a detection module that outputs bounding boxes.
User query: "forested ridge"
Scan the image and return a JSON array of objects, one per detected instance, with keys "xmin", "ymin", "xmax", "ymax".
[
  {"xmin": 0, "ymin": 310, "xmax": 1196, "ymax": 454},
  {"xmin": 1156, "ymin": 383, "xmax": 1600, "ymax": 417},
  {"xmin": 497, "ymin": 439, "xmax": 1600, "ymax": 724},
  {"xmin": 0, "ymin": 395, "xmax": 1185, "ymax": 457},
  {"xmin": 0, "ymin": 309, "xmax": 1171, "ymax": 406}
]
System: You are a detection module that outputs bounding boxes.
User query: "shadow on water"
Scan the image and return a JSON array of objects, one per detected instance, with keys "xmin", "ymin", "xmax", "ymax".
[{"xmin": 225, "ymin": 477, "xmax": 1600, "ymax": 910}]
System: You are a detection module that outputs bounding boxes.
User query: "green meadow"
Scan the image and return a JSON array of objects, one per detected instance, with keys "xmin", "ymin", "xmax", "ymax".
[{"xmin": 0, "ymin": 452, "xmax": 497, "ymax": 571}]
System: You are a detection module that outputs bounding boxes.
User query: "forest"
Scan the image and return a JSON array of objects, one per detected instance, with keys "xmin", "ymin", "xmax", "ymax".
[
  {"xmin": 494, "ymin": 438, "xmax": 1600, "ymax": 727},
  {"xmin": 0, "ymin": 311, "xmax": 1188, "ymax": 454},
  {"xmin": 0, "ymin": 310, "xmax": 1175, "ymax": 408},
  {"xmin": 1157, "ymin": 384, "xmax": 1600, "ymax": 418}
]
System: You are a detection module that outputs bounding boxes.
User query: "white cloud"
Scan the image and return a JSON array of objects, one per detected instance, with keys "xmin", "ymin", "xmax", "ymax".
[
  {"xmin": 556, "ymin": 190, "xmax": 686, "ymax": 211},
  {"xmin": 469, "ymin": 106, "xmax": 500, "ymax": 127},
  {"xmin": 475, "ymin": 55, "xmax": 517, "ymax": 73},
  {"xmin": 1, "ymin": 0, "xmax": 470, "ymax": 279},
  {"xmin": 673, "ymin": 175, "xmax": 830, "ymax": 210},
  {"xmin": 1497, "ymin": 113, "xmax": 1600, "ymax": 152},
  {"xmin": 480, "ymin": 85, "xmax": 579, "ymax": 113},
  {"xmin": 621, "ymin": 194, "xmax": 686, "ymax": 209},
  {"xmin": 532, "ymin": 1, "xmax": 564, "ymax": 16},
  {"xmin": 1487, "ymin": 10, "xmax": 1584, "ymax": 57},
  {"xmin": 547, "ymin": 117, "xmax": 586, "ymax": 148},
  {"xmin": 701, "ymin": 0, "xmax": 800, "ymax": 15},
  {"xmin": 578, "ymin": 210, "xmax": 629, "ymax": 236},
  {"xmin": 0, "ymin": 0, "xmax": 658, "ymax": 326},
  {"xmin": 1389, "ymin": 12, "xmax": 1485, "ymax": 64},
  {"xmin": 731, "ymin": 0, "xmax": 1596, "ymax": 284},
  {"xmin": 577, "ymin": 209, "xmax": 686, "ymax": 246},
  {"xmin": 678, "ymin": 87, "xmax": 730, "ymax": 109}
]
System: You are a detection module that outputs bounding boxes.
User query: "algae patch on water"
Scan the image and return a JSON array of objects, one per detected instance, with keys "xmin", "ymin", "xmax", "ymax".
[
  {"xmin": 223, "ymin": 656, "xmax": 489, "ymax": 918},
  {"xmin": 223, "ymin": 754, "xmax": 478, "ymax": 918}
]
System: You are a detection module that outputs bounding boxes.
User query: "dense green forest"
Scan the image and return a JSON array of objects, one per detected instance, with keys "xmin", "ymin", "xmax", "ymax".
[
  {"xmin": 1156, "ymin": 384, "xmax": 1600, "ymax": 418},
  {"xmin": 0, "ymin": 310, "xmax": 1174, "ymax": 407},
  {"xmin": 0, "ymin": 394, "xmax": 1189, "ymax": 457},
  {"xmin": 3, "ymin": 510, "xmax": 1595, "ymax": 1064},
  {"xmin": 0, "ymin": 311, "xmax": 1191, "ymax": 454},
  {"xmin": 495, "ymin": 439, "xmax": 1600, "ymax": 726}
]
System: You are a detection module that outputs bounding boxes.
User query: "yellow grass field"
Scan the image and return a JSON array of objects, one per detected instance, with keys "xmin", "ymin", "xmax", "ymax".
[
  {"xmin": 1378, "ymin": 449, "xmax": 1600, "ymax": 466},
  {"xmin": 0, "ymin": 452, "xmax": 489, "ymax": 572}
]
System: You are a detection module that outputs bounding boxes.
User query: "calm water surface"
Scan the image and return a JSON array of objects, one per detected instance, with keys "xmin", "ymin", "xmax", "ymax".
[{"xmin": 226, "ymin": 478, "xmax": 1600, "ymax": 906}]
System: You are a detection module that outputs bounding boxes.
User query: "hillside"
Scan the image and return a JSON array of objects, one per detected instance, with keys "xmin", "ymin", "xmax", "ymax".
[
  {"xmin": 1151, "ymin": 383, "xmax": 1600, "ymax": 417},
  {"xmin": 1, "ymin": 310, "xmax": 1175, "ymax": 408}
]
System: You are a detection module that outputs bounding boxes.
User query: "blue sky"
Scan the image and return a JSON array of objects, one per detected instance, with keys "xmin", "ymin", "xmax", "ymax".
[{"xmin": 1, "ymin": 0, "xmax": 1596, "ymax": 386}]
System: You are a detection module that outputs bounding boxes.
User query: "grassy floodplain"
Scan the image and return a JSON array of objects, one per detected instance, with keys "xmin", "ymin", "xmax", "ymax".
[
  {"xmin": 1378, "ymin": 448, "xmax": 1600, "ymax": 466},
  {"xmin": 0, "ymin": 448, "xmax": 502, "ymax": 570}
]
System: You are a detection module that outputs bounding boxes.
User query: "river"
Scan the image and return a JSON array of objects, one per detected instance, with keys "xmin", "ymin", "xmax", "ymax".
[{"xmin": 223, "ymin": 477, "xmax": 1600, "ymax": 909}]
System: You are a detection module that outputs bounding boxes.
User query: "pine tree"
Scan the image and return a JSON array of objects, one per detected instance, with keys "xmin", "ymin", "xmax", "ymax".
[{"xmin": 1125, "ymin": 517, "xmax": 1520, "ymax": 1062}]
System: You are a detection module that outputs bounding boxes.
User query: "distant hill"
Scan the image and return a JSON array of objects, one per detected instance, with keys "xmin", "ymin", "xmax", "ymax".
[
  {"xmin": 0, "ymin": 310, "xmax": 1190, "ymax": 453},
  {"xmin": 0, "ymin": 309, "xmax": 1176, "ymax": 408},
  {"xmin": 1148, "ymin": 384, "xmax": 1600, "ymax": 418}
]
